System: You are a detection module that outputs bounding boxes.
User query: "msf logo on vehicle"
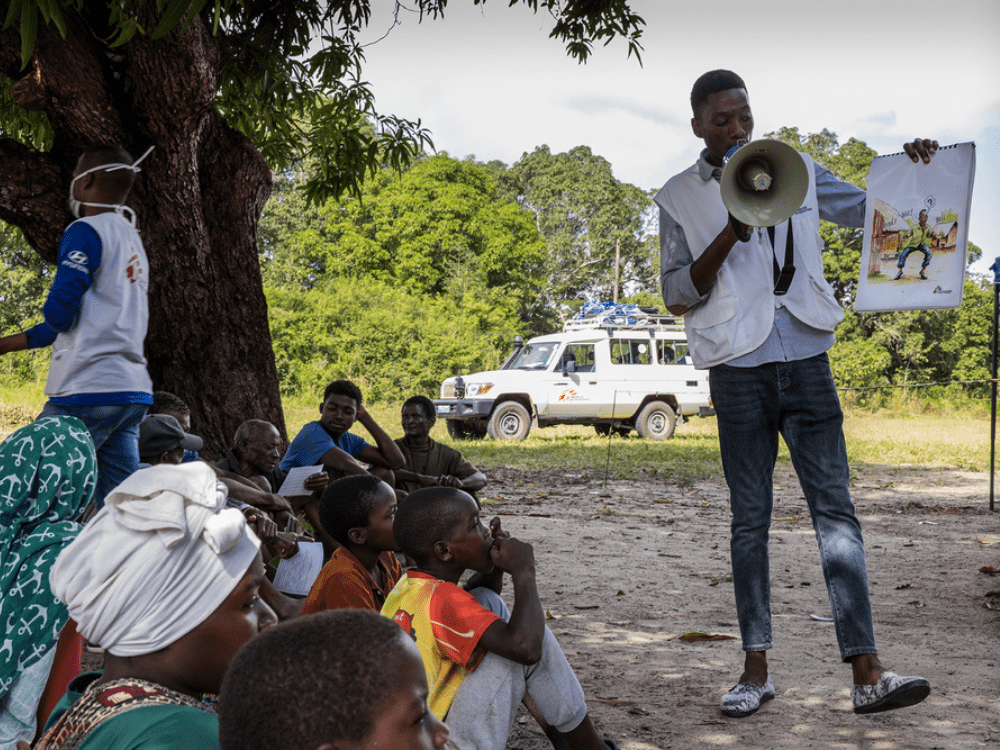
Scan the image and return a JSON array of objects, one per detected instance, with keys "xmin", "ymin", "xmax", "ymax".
[{"xmin": 558, "ymin": 388, "xmax": 583, "ymax": 402}]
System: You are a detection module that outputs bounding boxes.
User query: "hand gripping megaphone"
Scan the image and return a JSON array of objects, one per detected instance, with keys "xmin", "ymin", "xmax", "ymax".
[{"xmin": 720, "ymin": 139, "xmax": 809, "ymax": 227}]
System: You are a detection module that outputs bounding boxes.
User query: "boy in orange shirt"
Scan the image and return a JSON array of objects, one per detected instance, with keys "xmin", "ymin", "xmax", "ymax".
[
  {"xmin": 301, "ymin": 475, "xmax": 403, "ymax": 614},
  {"xmin": 383, "ymin": 487, "xmax": 620, "ymax": 750}
]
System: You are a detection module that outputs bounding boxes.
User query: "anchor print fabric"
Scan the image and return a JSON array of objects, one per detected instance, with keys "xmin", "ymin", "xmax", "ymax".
[{"xmin": 0, "ymin": 416, "xmax": 96, "ymax": 699}]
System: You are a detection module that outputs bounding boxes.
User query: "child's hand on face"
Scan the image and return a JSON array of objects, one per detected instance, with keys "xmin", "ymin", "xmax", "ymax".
[
  {"xmin": 489, "ymin": 534, "xmax": 535, "ymax": 578},
  {"xmin": 488, "ymin": 517, "xmax": 509, "ymax": 544}
]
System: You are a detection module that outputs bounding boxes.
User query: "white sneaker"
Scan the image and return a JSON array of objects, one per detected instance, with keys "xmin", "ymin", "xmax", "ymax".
[
  {"xmin": 853, "ymin": 670, "xmax": 930, "ymax": 714},
  {"xmin": 720, "ymin": 676, "xmax": 774, "ymax": 718}
]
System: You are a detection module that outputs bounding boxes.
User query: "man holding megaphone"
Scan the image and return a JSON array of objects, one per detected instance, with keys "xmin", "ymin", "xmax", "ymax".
[{"xmin": 655, "ymin": 70, "xmax": 937, "ymax": 720}]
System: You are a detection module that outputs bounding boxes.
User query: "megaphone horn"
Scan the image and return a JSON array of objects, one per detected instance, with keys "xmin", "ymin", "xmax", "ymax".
[{"xmin": 719, "ymin": 139, "xmax": 809, "ymax": 228}]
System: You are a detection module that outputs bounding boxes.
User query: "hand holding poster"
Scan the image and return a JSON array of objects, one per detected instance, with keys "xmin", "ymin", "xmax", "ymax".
[{"xmin": 855, "ymin": 142, "xmax": 976, "ymax": 312}]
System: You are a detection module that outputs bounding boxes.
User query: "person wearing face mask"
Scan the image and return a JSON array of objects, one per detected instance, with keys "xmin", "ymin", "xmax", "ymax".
[{"xmin": 0, "ymin": 144, "xmax": 155, "ymax": 516}]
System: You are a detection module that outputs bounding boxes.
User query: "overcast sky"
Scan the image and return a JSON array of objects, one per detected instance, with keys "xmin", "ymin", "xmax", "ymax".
[{"xmin": 354, "ymin": 0, "xmax": 1000, "ymax": 278}]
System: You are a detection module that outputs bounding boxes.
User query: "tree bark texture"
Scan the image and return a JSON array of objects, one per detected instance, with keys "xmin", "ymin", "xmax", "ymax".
[{"xmin": 0, "ymin": 7, "xmax": 285, "ymax": 457}]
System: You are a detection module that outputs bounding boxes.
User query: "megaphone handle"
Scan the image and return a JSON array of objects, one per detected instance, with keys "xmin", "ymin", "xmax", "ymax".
[{"xmin": 729, "ymin": 214, "xmax": 752, "ymax": 243}]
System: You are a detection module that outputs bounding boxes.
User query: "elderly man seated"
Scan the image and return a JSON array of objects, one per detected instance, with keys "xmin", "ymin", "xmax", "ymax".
[
  {"xmin": 219, "ymin": 419, "xmax": 335, "ymax": 554},
  {"xmin": 394, "ymin": 395, "xmax": 487, "ymax": 497}
]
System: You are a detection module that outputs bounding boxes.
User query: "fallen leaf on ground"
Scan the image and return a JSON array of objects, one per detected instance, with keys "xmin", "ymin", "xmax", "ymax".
[
  {"xmin": 980, "ymin": 566, "xmax": 1000, "ymax": 574},
  {"xmin": 677, "ymin": 632, "xmax": 736, "ymax": 642}
]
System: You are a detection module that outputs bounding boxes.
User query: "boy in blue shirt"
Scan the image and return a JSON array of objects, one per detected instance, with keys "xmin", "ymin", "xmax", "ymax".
[
  {"xmin": 0, "ymin": 144, "xmax": 155, "ymax": 514},
  {"xmin": 281, "ymin": 379, "xmax": 404, "ymax": 486}
]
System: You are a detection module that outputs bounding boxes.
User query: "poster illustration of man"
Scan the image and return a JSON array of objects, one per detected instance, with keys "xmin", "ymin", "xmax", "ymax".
[
  {"xmin": 856, "ymin": 142, "xmax": 974, "ymax": 312},
  {"xmin": 894, "ymin": 208, "xmax": 934, "ymax": 280}
]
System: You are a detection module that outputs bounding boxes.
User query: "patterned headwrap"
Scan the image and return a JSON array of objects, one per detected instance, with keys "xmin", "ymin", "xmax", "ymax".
[{"xmin": 0, "ymin": 416, "xmax": 96, "ymax": 699}]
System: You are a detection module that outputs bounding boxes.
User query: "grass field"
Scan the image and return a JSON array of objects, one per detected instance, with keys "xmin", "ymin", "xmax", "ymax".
[{"xmin": 4, "ymin": 384, "xmax": 994, "ymax": 485}]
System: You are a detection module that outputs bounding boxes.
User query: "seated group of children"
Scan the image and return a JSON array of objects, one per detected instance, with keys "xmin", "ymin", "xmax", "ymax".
[{"xmin": 293, "ymin": 474, "xmax": 621, "ymax": 750}]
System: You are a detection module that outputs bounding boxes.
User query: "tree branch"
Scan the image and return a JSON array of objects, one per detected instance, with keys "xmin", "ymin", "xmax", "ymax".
[
  {"xmin": 0, "ymin": 138, "xmax": 65, "ymax": 263},
  {"xmin": 14, "ymin": 9, "xmax": 127, "ymax": 152}
]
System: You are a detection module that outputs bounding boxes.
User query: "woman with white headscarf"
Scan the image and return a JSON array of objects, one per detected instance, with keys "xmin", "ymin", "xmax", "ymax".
[
  {"xmin": 0, "ymin": 416, "xmax": 96, "ymax": 746},
  {"xmin": 29, "ymin": 462, "xmax": 276, "ymax": 750}
]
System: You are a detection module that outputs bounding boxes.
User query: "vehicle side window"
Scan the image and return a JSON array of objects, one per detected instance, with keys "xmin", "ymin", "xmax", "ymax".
[
  {"xmin": 610, "ymin": 340, "xmax": 651, "ymax": 365},
  {"xmin": 562, "ymin": 343, "xmax": 596, "ymax": 373},
  {"xmin": 659, "ymin": 342, "xmax": 690, "ymax": 364}
]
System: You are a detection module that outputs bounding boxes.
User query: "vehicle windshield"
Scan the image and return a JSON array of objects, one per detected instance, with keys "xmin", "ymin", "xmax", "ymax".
[{"xmin": 509, "ymin": 342, "xmax": 558, "ymax": 370}]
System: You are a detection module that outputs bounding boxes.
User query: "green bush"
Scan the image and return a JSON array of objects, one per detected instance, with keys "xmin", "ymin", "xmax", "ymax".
[{"xmin": 267, "ymin": 275, "xmax": 522, "ymax": 403}]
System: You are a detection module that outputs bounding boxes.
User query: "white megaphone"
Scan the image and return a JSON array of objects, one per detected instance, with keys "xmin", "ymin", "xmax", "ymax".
[{"xmin": 720, "ymin": 139, "xmax": 809, "ymax": 227}]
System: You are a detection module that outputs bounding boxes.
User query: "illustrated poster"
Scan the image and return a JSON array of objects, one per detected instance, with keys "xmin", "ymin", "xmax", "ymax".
[{"xmin": 855, "ymin": 142, "xmax": 975, "ymax": 312}]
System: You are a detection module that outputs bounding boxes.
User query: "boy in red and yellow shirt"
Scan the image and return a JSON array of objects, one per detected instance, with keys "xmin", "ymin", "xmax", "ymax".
[{"xmin": 382, "ymin": 487, "xmax": 620, "ymax": 750}]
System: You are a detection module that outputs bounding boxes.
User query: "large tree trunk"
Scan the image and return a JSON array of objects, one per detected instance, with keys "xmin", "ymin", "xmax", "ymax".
[{"xmin": 0, "ymin": 7, "xmax": 284, "ymax": 457}]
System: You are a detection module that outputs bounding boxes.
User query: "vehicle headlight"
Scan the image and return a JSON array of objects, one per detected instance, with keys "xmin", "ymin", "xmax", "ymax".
[{"xmin": 466, "ymin": 383, "xmax": 493, "ymax": 396}]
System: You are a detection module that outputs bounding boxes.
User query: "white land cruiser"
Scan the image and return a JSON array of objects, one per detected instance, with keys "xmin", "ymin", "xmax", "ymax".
[{"xmin": 434, "ymin": 312, "xmax": 714, "ymax": 441}]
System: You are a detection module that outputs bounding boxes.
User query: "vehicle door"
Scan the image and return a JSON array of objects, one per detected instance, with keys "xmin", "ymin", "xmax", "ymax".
[
  {"xmin": 543, "ymin": 342, "xmax": 601, "ymax": 417},
  {"xmin": 656, "ymin": 339, "xmax": 710, "ymax": 411},
  {"xmin": 602, "ymin": 337, "xmax": 655, "ymax": 418}
]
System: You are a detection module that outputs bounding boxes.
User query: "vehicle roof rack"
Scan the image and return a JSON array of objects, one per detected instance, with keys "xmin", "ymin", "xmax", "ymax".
[{"xmin": 562, "ymin": 313, "xmax": 684, "ymax": 333}]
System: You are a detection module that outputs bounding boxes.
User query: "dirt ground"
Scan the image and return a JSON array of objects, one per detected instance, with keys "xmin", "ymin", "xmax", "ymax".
[{"xmin": 484, "ymin": 463, "xmax": 1000, "ymax": 750}]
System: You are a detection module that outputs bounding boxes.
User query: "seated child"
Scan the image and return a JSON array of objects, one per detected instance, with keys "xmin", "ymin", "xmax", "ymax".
[
  {"xmin": 218, "ymin": 609, "xmax": 449, "ymax": 750},
  {"xmin": 301, "ymin": 475, "xmax": 403, "ymax": 614},
  {"xmin": 382, "ymin": 487, "xmax": 620, "ymax": 750}
]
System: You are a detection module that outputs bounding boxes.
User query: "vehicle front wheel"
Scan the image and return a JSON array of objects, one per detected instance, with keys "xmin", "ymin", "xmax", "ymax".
[
  {"xmin": 635, "ymin": 401, "xmax": 676, "ymax": 440},
  {"xmin": 487, "ymin": 402, "xmax": 532, "ymax": 441}
]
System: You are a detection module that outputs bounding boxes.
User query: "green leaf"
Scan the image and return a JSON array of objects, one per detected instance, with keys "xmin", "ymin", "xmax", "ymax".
[
  {"xmin": 109, "ymin": 19, "xmax": 140, "ymax": 48},
  {"xmin": 48, "ymin": 1, "xmax": 67, "ymax": 37},
  {"xmin": 3, "ymin": 0, "xmax": 23, "ymax": 31},
  {"xmin": 19, "ymin": 0, "xmax": 37, "ymax": 69},
  {"xmin": 151, "ymin": 0, "xmax": 194, "ymax": 40},
  {"xmin": 180, "ymin": 0, "xmax": 210, "ymax": 35},
  {"xmin": 35, "ymin": 0, "xmax": 51, "ymax": 24}
]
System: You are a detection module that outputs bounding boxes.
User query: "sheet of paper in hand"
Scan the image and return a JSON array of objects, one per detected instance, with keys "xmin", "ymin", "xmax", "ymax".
[
  {"xmin": 273, "ymin": 541, "xmax": 324, "ymax": 596},
  {"xmin": 856, "ymin": 142, "xmax": 975, "ymax": 312}
]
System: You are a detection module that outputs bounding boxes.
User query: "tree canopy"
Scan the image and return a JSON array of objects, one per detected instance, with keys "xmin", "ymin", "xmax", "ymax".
[
  {"xmin": 3, "ymin": 0, "xmax": 644, "ymax": 203},
  {"xmin": 0, "ymin": 0, "xmax": 645, "ymax": 453},
  {"xmin": 497, "ymin": 144, "xmax": 659, "ymax": 325}
]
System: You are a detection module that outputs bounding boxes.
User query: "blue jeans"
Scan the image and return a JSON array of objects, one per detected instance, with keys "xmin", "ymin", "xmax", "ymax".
[
  {"xmin": 38, "ymin": 401, "xmax": 148, "ymax": 516},
  {"xmin": 709, "ymin": 354, "xmax": 876, "ymax": 661},
  {"xmin": 897, "ymin": 243, "xmax": 931, "ymax": 269}
]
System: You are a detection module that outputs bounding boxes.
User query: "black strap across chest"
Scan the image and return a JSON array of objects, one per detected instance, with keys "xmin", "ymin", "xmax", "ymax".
[{"xmin": 768, "ymin": 221, "xmax": 796, "ymax": 296}]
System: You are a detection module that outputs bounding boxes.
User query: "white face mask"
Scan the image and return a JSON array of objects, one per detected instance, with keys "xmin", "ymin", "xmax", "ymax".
[{"xmin": 68, "ymin": 146, "xmax": 155, "ymax": 225}]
